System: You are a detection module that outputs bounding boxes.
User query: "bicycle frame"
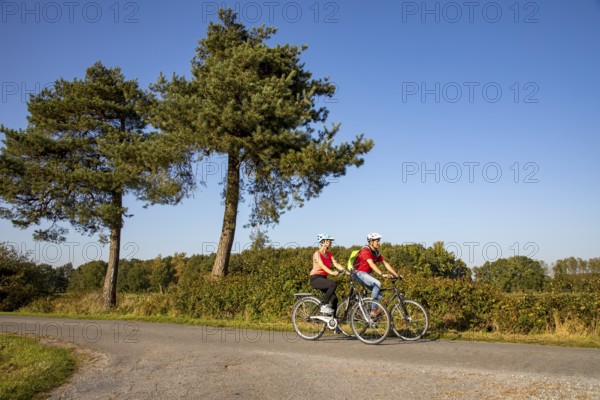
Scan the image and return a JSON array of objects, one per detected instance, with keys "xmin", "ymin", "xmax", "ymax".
[
  {"xmin": 292, "ymin": 293, "xmax": 339, "ymax": 329},
  {"xmin": 380, "ymin": 279, "xmax": 406, "ymax": 312},
  {"xmin": 337, "ymin": 270, "xmax": 379, "ymax": 325}
]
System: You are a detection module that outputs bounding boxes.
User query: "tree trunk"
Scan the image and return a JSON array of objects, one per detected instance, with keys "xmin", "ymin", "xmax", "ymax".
[
  {"xmin": 102, "ymin": 192, "xmax": 122, "ymax": 310},
  {"xmin": 211, "ymin": 151, "xmax": 241, "ymax": 277}
]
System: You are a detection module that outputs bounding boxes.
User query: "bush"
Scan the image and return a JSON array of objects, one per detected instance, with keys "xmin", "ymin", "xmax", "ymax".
[
  {"xmin": 172, "ymin": 247, "xmax": 315, "ymax": 320},
  {"xmin": 0, "ymin": 243, "xmax": 54, "ymax": 311},
  {"xmin": 493, "ymin": 293, "xmax": 600, "ymax": 335},
  {"xmin": 405, "ymin": 277, "xmax": 498, "ymax": 331}
]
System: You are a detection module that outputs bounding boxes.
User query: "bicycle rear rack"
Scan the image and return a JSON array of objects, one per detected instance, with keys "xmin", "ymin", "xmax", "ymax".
[{"xmin": 293, "ymin": 292, "xmax": 315, "ymax": 299}]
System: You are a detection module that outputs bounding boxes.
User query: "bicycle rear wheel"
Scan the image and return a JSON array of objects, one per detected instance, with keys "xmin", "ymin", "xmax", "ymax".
[
  {"xmin": 391, "ymin": 300, "xmax": 429, "ymax": 340},
  {"xmin": 291, "ymin": 297, "xmax": 327, "ymax": 340},
  {"xmin": 350, "ymin": 299, "xmax": 390, "ymax": 345},
  {"xmin": 335, "ymin": 298, "xmax": 353, "ymax": 337}
]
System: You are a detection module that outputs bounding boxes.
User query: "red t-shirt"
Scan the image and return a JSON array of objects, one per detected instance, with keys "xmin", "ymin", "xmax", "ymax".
[
  {"xmin": 354, "ymin": 247, "xmax": 384, "ymax": 274},
  {"xmin": 310, "ymin": 250, "xmax": 333, "ymax": 276}
]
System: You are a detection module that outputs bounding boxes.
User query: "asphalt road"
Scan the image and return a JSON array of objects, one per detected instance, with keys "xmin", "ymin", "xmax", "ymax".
[{"xmin": 1, "ymin": 315, "xmax": 599, "ymax": 399}]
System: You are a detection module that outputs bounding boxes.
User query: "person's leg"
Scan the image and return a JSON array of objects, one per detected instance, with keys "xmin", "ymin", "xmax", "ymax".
[
  {"xmin": 310, "ymin": 275, "xmax": 337, "ymax": 304},
  {"xmin": 356, "ymin": 272, "xmax": 382, "ymax": 310},
  {"xmin": 331, "ymin": 293, "xmax": 338, "ymax": 312}
]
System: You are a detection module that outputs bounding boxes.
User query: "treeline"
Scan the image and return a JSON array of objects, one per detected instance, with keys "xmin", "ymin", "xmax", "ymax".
[
  {"xmin": 3, "ymin": 241, "xmax": 599, "ymax": 315},
  {"xmin": 75, "ymin": 244, "xmax": 597, "ymax": 295},
  {"xmin": 553, "ymin": 257, "xmax": 600, "ymax": 275},
  {"xmin": 53, "ymin": 242, "xmax": 473, "ymax": 295}
]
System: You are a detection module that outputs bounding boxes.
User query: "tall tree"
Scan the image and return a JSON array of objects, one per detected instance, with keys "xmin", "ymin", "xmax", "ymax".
[
  {"xmin": 0, "ymin": 62, "xmax": 193, "ymax": 309},
  {"xmin": 152, "ymin": 9, "xmax": 374, "ymax": 277}
]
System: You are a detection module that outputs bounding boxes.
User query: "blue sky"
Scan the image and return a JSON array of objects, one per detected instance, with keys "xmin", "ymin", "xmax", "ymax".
[{"xmin": 1, "ymin": 0, "xmax": 599, "ymax": 269}]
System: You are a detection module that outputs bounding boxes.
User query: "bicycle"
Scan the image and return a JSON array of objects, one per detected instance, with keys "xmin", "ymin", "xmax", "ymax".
[
  {"xmin": 380, "ymin": 276, "xmax": 429, "ymax": 340},
  {"xmin": 291, "ymin": 270, "xmax": 391, "ymax": 345},
  {"xmin": 336, "ymin": 269, "xmax": 392, "ymax": 344},
  {"xmin": 337, "ymin": 274, "xmax": 429, "ymax": 341}
]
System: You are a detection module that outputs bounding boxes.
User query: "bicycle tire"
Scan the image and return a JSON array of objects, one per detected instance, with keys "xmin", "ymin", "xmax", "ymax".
[
  {"xmin": 335, "ymin": 298, "xmax": 354, "ymax": 337},
  {"xmin": 291, "ymin": 297, "xmax": 327, "ymax": 340},
  {"xmin": 350, "ymin": 299, "xmax": 390, "ymax": 345},
  {"xmin": 391, "ymin": 299, "xmax": 429, "ymax": 340}
]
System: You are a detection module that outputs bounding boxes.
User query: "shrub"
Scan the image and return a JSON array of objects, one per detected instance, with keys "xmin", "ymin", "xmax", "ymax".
[
  {"xmin": 493, "ymin": 293, "xmax": 600, "ymax": 335},
  {"xmin": 405, "ymin": 276, "xmax": 498, "ymax": 332},
  {"xmin": 0, "ymin": 243, "xmax": 54, "ymax": 311}
]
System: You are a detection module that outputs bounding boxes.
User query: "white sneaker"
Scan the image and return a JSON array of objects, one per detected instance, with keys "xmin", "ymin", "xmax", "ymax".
[{"xmin": 320, "ymin": 304, "xmax": 334, "ymax": 314}]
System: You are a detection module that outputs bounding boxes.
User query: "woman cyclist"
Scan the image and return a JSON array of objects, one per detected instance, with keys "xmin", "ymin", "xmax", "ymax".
[{"xmin": 310, "ymin": 233, "xmax": 346, "ymax": 315}]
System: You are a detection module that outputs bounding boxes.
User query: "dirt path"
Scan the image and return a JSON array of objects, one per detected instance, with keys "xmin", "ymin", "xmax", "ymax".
[{"xmin": 1, "ymin": 315, "xmax": 599, "ymax": 399}]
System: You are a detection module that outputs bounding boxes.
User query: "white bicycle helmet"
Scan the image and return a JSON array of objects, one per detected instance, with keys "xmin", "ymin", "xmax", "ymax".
[
  {"xmin": 367, "ymin": 232, "xmax": 382, "ymax": 241},
  {"xmin": 317, "ymin": 233, "xmax": 335, "ymax": 242}
]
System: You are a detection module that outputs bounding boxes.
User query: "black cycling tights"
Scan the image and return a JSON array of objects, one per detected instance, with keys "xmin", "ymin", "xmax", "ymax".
[{"xmin": 310, "ymin": 275, "xmax": 338, "ymax": 310}]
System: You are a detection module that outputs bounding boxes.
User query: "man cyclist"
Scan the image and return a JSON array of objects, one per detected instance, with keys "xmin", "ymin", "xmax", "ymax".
[
  {"xmin": 310, "ymin": 233, "xmax": 346, "ymax": 315},
  {"xmin": 353, "ymin": 232, "xmax": 400, "ymax": 317}
]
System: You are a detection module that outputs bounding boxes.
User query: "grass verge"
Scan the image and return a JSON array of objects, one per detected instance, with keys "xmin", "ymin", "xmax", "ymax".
[
  {"xmin": 436, "ymin": 330, "xmax": 600, "ymax": 348},
  {"xmin": 0, "ymin": 334, "xmax": 77, "ymax": 400}
]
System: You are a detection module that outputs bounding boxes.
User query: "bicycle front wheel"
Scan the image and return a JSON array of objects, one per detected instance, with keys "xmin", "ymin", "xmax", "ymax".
[
  {"xmin": 291, "ymin": 297, "xmax": 327, "ymax": 340},
  {"xmin": 391, "ymin": 300, "xmax": 429, "ymax": 340},
  {"xmin": 350, "ymin": 299, "xmax": 390, "ymax": 345},
  {"xmin": 335, "ymin": 298, "xmax": 353, "ymax": 337}
]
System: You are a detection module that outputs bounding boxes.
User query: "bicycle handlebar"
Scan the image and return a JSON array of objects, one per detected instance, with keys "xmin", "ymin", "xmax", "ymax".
[{"xmin": 338, "ymin": 269, "xmax": 403, "ymax": 280}]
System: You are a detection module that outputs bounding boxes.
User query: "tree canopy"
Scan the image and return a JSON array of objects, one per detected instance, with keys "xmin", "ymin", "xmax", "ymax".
[
  {"xmin": 473, "ymin": 256, "xmax": 546, "ymax": 292},
  {"xmin": 151, "ymin": 9, "xmax": 374, "ymax": 276}
]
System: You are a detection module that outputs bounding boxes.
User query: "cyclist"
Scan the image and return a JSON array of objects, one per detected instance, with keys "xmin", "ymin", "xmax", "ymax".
[
  {"xmin": 310, "ymin": 233, "xmax": 346, "ymax": 315},
  {"xmin": 353, "ymin": 232, "xmax": 400, "ymax": 317}
]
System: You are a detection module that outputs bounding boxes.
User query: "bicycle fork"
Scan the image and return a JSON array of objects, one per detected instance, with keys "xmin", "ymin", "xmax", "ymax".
[
  {"xmin": 356, "ymin": 302, "xmax": 377, "ymax": 327},
  {"xmin": 397, "ymin": 301, "xmax": 413, "ymax": 323}
]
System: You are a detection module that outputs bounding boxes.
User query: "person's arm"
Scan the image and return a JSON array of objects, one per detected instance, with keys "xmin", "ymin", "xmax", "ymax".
[
  {"xmin": 313, "ymin": 252, "xmax": 338, "ymax": 276},
  {"xmin": 382, "ymin": 260, "xmax": 400, "ymax": 278},
  {"xmin": 330, "ymin": 255, "xmax": 345, "ymax": 272},
  {"xmin": 366, "ymin": 259, "xmax": 385, "ymax": 276}
]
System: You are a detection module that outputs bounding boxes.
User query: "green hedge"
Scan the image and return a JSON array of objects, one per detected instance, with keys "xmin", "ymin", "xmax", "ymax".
[
  {"xmin": 14, "ymin": 245, "xmax": 600, "ymax": 337},
  {"xmin": 166, "ymin": 248, "xmax": 599, "ymax": 336},
  {"xmin": 493, "ymin": 293, "xmax": 600, "ymax": 334},
  {"xmin": 173, "ymin": 247, "xmax": 314, "ymax": 320}
]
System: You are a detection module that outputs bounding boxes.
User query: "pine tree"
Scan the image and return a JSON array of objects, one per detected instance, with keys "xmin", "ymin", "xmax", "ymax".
[
  {"xmin": 151, "ymin": 9, "xmax": 374, "ymax": 277},
  {"xmin": 0, "ymin": 62, "xmax": 193, "ymax": 309}
]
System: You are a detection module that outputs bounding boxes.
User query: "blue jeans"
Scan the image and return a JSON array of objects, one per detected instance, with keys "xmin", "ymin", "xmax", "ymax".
[{"xmin": 355, "ymin": 271, "xmax": 382, "ymax": 309}]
